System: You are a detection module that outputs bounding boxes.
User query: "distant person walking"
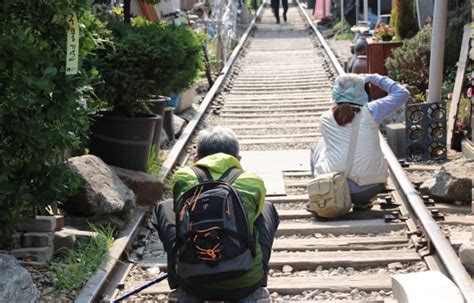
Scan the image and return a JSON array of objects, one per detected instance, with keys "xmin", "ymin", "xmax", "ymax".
[{"xmin": 271, "ymin": 0, "xmax": 288, "ymax": 23}]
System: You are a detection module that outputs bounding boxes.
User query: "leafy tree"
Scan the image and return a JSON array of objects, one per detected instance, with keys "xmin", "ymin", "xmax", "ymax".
[{"xmin": 0, "ymin": 0, "xmax": 110, "ymax": 240}]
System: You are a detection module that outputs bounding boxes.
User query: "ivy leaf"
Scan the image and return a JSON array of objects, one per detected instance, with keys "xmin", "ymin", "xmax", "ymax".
[{"xmin": 44, "ymin": 67, "xmax": 58, "ymax": 77}]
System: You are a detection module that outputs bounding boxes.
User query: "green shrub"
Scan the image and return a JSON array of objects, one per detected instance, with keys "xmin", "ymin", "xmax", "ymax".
[
  {"xmin": 385, "ymin": 25, "xmax": 432, "ymax": 92},
  {"xmin": 444, "ymin": 1, "xmax": 470, "ymax": 71},
  {"xmin": 92, "ymin": 17, "xmax": 203, "ymax": 114},
  {"xmin": 0, "ymin": 1, "xmax": 109, "ymax": 239}
]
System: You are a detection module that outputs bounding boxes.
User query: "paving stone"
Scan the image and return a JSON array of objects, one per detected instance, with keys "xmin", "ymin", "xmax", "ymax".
[
  {"xmin": 22, "ymin": 232, "xmax": 53, "ymax": 248},
  {"xmin": 17, "ymin": 216, "xmax": 57, "ymax": 232}
]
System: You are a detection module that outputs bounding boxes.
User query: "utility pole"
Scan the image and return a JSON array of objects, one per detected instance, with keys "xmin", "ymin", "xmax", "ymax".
[
  {"xmin": 427, "ymin": 0, "xmax": 448, "ymax": 103},
  {"xmin": 363, "ymin": 0, "xmax": 368, "ymax": 22},
  {"xmin": 322, "ymin": 0, "xmax": 326, "ymax": 18},
  {"xmin": 216, "ymin": 0, "xmax": 224, "ymax": 71},
  {"xmin": 340, "ymin": 0, "xmax": 344, "ymax": 27},
  {"xmin": 355, "ymin": 0, "xmax": 359, "ymax": 24},
  {"xmin": 377, "ymin": 0, "xmax": 381, "ymax": 21}
]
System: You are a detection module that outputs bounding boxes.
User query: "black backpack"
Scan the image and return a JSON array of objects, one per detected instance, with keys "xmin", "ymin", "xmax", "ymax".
[{"xmin": 174, "ymin": 166, "xmax": 256, "ymax": 284}]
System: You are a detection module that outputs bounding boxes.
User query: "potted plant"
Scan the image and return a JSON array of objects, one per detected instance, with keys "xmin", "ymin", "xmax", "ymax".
[
  {"xmin": 366, "ymin": 23, "xmax": 402, "ymax": 98},
  {"xmin": 89, "ymin": 15, "xmax": 203, "ymax": 171},
  {"xmin": 374, "ymin": 23, "xmax": 397, "ymax": 42}
]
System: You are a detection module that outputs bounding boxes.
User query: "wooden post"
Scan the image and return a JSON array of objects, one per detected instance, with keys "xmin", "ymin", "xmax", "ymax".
[
  {"xmin": 427, "ymin": 0, "xmax": 448, "ymax": 103},
  {"xmin": 447, "ymin": 25, "xmax": 471, "ymax": 149}
]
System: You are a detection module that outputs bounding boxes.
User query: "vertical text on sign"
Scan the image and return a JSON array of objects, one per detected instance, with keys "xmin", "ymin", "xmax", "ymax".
[{"xmin": 66, "ymin": 13, "xmax": 79, "ymax": 75}]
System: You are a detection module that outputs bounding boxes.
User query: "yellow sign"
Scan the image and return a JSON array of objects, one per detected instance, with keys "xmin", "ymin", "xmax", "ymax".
[{"xmin": 66, "ymin": 13, "xmax": 79, "ymax": 75}]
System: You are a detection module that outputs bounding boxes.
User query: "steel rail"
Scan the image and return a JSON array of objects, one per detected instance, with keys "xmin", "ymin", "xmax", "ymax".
[
  {"xmin": 158, "ymin": 4, "xmax": 265, "ymax": 184},
  {"xmin": 75, "ymin": 208, "xmax": 147, "ymax": 303},
  {"xmin": 297, "ymin": 2, "xmax": 474, "ymax": 302}
]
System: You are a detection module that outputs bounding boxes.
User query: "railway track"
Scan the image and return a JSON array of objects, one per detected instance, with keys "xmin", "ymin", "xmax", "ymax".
[{"xmin": 77, "ymin": 3, "xmax": 474, "ymax": 302}]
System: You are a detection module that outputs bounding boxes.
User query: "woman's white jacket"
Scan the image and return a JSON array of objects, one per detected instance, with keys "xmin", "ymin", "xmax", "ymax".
[{"xmin": 313, "ymin": 106, "xmax": 388, "ymax": 186}]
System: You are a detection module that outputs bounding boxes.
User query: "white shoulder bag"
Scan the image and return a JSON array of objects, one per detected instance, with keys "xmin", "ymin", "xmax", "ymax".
[{"xmin": 307, "ymin": 113, "xmax": 361, "ymax": 218}]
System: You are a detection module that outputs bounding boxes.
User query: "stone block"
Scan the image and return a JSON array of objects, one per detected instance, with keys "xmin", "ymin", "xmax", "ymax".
[
  {"xmin": 111, "ymin": 166, "xmax": 164, "ymax": 204},
  {"xmin": 22, "ymin": 232, "xmax": 53, "ymax": 248},
  {"xmin": 54, "ymin": 230, "xmax": 77, "ymax": 253},
  {"xmin": 385, "ymin": 123, "xmax": 406, "ymax": 159},
  {"xmin": 17, "ymin": 216, "xmax": 57, "ymax": 232},
  {"xmin": 392, "ymin": 271, "xmax": 463, "ymax": 303},
  {"xmin": 9, "ymin": 246, "xmax": 53, "ymax": 262},
  {"xmin": 459, "ymin": 241, "xmax": 474, "ymax": 274}
]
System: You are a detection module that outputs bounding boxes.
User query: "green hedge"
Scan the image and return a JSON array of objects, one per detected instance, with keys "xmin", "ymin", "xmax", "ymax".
[{"xmin": 0, "ymin": 1, "xmax": 108, "ymax": 239}]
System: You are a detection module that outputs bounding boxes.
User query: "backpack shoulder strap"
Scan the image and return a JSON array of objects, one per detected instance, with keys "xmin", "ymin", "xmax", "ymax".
[
  {"xmin": 191, "ymin": 166, "xmax": 213, "ymax": 182},
  {"xmin": 218, "ymin": 167, "xmax": 243, "ymax": 184}
]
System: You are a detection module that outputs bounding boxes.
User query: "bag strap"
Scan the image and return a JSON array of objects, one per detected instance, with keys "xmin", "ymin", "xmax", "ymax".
[
  {"xmin": 218, "ymin": 167, "xmax": 243, "ymax": 184},
  {"xmin": 191, "ymin": 166, "xmax": 213, "ymax": 182},
  {"xmin": 344, "ymin": 112, "xmax": 362, "ymax": 178},
  {"xmin": 191, "ymin": 166, "xmax": 242, "ymax": 184}
]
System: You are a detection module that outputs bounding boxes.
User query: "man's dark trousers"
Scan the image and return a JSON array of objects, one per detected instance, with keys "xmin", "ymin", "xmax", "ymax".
[
  {"xmin": 152, "ymin": 199, "xmax": 280, "ymax": 289},
  {"xmin": 271, "ymin": 0, "xmax": 289, "ymax": 23}
]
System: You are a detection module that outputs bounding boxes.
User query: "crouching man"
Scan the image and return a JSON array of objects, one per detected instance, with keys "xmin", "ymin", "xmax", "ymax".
[{"xmin": 152, "ymin": 127, "xmax": 279, "ymax": 302}]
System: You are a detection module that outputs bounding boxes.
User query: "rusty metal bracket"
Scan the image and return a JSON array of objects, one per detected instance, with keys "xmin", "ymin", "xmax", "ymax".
[
  {"xmin": 430, "ymin": 209, "xmax": 445, "ymax": 221},
  {"xmin": 422, "ymin": 195, "xmax": 436, "ymax": 206},
  {"xmin": 413, "ymin": 222, "xmax": 435, "ymax": 256},
  {"xmin": 379, "ymin": 195, "xmax": 400, "ymax": 209},
  {"xmin": 384, "ymin": 210, "xmax": 408, "ymax": 223}
]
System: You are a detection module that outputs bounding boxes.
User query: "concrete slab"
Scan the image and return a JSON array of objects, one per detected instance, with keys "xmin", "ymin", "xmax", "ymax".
[
  {"xmin": 386, "ymin": 123, "xmax": 405, "ymax": 159},
  {"xmin": 256, "ymin": 171, "xmax": 286, "ymax": 196},
  {"xmin": 241, "ymin": 150, "xmax": 310, "ymax": 172},
  {"xmin": 240, "ymin": 150, "xmax": 310, "ymax": 196},
  {"xmin": 392, "ymin": 271, "xmax": 463, "ymax": 303}
]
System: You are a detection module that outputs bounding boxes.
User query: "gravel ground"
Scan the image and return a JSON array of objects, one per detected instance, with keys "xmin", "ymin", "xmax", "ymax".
[{"xmin": 277, "ymin": 229, "xmax": 407, "ymax": 240}]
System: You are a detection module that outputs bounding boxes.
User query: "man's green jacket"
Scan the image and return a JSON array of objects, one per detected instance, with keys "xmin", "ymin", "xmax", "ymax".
[{"xmin": 172, "ymin": 152, "xmax": 266, "ymax": 290}]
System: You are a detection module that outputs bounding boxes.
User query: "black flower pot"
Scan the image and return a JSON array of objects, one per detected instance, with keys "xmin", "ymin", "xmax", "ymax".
[{"xmin": 90, "ymin": 112, "xmax": 160, "ymax": 171}]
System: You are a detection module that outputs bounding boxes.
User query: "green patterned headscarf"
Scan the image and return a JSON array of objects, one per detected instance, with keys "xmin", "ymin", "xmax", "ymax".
[{"xmin": 332, "ymin": 74, "xmax": 368, "ymax": 106}]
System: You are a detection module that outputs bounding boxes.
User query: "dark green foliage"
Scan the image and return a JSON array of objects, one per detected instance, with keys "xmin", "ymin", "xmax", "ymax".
[
  {"xmin": 443, "ymin": 1, "xmax": 470, "ymax": 71},
  {"xmin": 385, "ymin": 25, "xmax": 432, "ymax": 92},
  {"xmin": 92, "ymin": 17, "xmax": 204, "ymax": 114},
  {"xmin": 0, "ymin": 1, "xmax": 109, "ymax": 239},
  {"xmin": 394, "ymin": 0, "xmax": 417, "ymax": 39}
]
